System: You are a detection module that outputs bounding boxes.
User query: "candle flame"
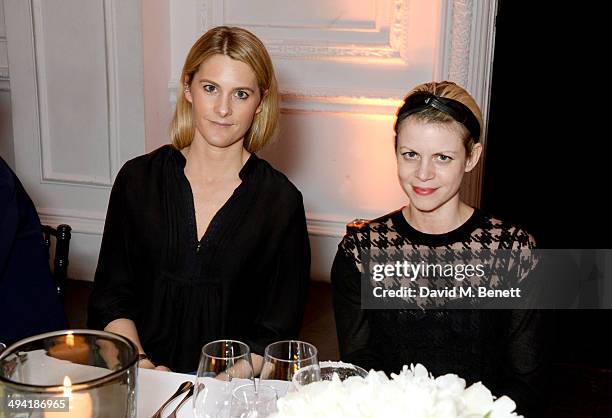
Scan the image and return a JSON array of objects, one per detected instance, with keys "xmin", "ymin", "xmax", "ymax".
[
  {"xmin": 63, "ymin": 376, "xmax": 72, "ymax": 397},
  {"xmin": 66, "ymin": 333, "xmax": 75, "ymax": 347}
]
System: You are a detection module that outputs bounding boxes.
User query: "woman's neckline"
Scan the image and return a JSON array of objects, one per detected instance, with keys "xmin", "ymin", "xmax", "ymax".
[
  {"xmin": 392, "ymin": 206, "xmax": 483, "ymax": 246},
  {"xmin": 170, "ymin": 145, "xmax": 258, "ymax": 181}
]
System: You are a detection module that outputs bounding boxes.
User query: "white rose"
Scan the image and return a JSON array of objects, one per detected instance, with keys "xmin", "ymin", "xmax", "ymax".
[
  {"xmin": 271, "ymin": 364, "xmax": 521, "ymax": 418},
  {"xmin": 489, "ymin": 395, "xmax": 522, "ymax": 418},
  {"xmin": 432, "ymin": 398, "xmax": 458, "ymax": 418},
  {"xmin": 435, "ymin": 373, "xmax": 466, "ymax": 399},
  {"xmin": 461, "ymin": 382, "xmax": 494, "ymax": 415}
]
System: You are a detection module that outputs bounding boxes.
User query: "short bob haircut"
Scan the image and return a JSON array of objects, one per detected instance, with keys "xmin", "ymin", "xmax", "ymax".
[
  {"xmin": 170, "ymin": 26, "xmax": 279, "ymax": 153},
  {"xmin": 394, "ymin": 81, "xmax": 483, "ymax": 156}
]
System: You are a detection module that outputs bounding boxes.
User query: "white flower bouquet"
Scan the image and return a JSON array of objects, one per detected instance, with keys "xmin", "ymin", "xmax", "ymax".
[{"xmin": 270, "ymin": 364, "xmax": 523, "ymax": 418}]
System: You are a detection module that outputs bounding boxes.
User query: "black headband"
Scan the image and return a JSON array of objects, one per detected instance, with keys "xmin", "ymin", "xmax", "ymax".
[{"xmin": 395, "ymin": 92, "xmax": 481, "ymax": 142}]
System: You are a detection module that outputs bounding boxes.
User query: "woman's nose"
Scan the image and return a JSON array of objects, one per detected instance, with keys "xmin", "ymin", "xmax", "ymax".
[
  {"xmin": 214, "ymin": 95, "xmax": 232, "ymax": 117},
  {"xmin": 415, "ymin": 160, "xmax": 434, "ymax": 181}
]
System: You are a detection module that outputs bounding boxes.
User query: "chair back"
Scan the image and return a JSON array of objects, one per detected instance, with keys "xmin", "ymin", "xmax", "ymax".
[{"xmin": 42, "ymin": 224, "xmax": 72, "ymax": 298}]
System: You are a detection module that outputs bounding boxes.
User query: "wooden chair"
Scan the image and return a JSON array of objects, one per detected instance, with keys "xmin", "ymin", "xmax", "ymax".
[{"xmin": 42, "ymin": 224, "xmax": 72, "ymax": 298}]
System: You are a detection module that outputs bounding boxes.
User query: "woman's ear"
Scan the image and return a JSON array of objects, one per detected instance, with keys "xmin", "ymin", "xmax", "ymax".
[
  {"xmin": 465, "ymin": 142, "xmax": 483, "ymax": 173},
  {"xmin": 183, "ymin": 79, "xmax": 192, "ymax": 104}
]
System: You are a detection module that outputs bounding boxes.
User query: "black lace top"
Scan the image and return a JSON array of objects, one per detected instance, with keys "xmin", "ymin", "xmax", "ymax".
[{"xmin": 331, "ymin": 208, "xmax": 547, "ymax": 416}]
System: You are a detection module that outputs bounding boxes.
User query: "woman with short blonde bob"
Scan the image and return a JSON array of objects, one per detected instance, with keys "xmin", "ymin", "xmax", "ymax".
[
  {"xmin": 171, "ymin": 26, "xmax": 279, "ymax": 153},
  {"xmin": 89, "ymin": 26, "xmax": 310, "ymax": 374},
  {"xmin": 332, "ymin": 81, "xmax": 545, "ymax": 415}
]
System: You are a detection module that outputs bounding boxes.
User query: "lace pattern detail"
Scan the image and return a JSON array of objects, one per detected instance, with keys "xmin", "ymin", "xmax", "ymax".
[{"xmin": 339, "ymin": 209, "xmax": 538, "ymax": 309}]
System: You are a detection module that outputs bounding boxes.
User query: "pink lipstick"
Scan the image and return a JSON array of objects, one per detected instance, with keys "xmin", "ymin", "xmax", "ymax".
[{"xmin": 412, "ymin": 186, "xmax": 438, "ymax": 196}]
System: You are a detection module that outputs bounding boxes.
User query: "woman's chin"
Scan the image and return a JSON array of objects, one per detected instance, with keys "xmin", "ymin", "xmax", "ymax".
[
  {"xmin": 195, "ymin": 134, "xmax": 244, "ymax": 149},
  {"xmin": 405, "ymin": 196, "xmax": 443, "ymax": 213}
]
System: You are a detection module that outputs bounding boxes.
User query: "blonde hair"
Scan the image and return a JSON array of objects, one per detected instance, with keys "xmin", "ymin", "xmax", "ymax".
[
  {"xmin": 170, "ymin": 26, "xmax": 279, "ymax": 153},
  {"xmin": 396, "ymin": 81, "xmax": 483, "ymax": 154}
]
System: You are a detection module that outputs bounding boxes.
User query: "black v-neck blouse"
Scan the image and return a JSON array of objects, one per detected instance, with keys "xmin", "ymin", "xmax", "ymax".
[{"xmin": 88, "ymin": 145, "xmax": 311, "ymax": 372}]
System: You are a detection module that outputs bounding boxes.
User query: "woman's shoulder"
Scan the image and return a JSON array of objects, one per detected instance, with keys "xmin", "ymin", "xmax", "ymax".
[
  {"xmin": 0, "ymin": 157, "xmax": 17, "ymax": 194},
  {"xmin": 475, "ymin": 210, "xmax": 537, "ymax": 249},
  {"xmin": 251, "ymin": 156, "xmax": 303, "ymax": 201},
  {"xmin": 113, "ymin": 145, "xmax": 179, "ymax": 189},
  {"xmin": 118, "ymin": 145, "xmax": 176, "ymax": 176},
  {"xmin": 335, "ymin": 210, "xmax": 402, "ymax": 269},
  {"xmin": 338, "ymin": 210, "xmax": 401, "ymax": 248}
]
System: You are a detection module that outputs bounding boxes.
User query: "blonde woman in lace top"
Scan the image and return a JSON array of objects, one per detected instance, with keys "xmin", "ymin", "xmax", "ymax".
[{"xmin": 331, "ymin": 81, "xmax": 546, "ymax": 417}]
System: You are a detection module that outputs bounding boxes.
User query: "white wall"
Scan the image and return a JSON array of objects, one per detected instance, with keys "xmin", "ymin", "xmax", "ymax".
[
  {"xmin": 4, "ymin": 0, "xmax": 145, "ymax": 281},
  {"xmin": 2, "ymin": 0, "xmax": 496, "ymax": 282},
  {"xmin": 159, "ymin": 0, "xmax": 497, "ymax": 281},
  {"xmin": 143, "ymin": 0, "xmax": 171, "ymax": 152},
  {"xmin": 0, "ymin": 0, "xmax": 14, "ymax": 168}
]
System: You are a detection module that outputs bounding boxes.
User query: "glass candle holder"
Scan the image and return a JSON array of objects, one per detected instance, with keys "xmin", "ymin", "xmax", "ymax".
[{"xmin": 0, "ymin": 329, "xmax": 138, "ymax": 418}]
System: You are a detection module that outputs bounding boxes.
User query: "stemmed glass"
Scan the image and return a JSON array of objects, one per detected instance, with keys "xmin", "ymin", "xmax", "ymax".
[
  {"xmin": 259, "ymin": 340, "xmax": 319, "ymax": 389},
  {"xmin": 193, "ymin": 340, "xmax": 255, "ymax": 418},
  {"xmin": 229, "ymin": 383, "xmax": 278, "ymax": 417}
]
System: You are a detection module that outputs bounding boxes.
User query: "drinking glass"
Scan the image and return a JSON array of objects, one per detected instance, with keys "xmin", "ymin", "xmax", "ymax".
[
  {"xmin": 291, "ymin": 364, "xmax": 321, "ymax": 389},
  {"xmin": 292, "ymin": 360, "xmax": 368, "ymax": 390},
  {"xmin": 193, "ymin": 340, "xmax": 255, "ymax": 418},
  {"xmin": 259, "ymin": 341, "xmax": 318, "ymax": 385},
  {"xmin": 229, "ymin": 383, "xmax": 277, "ymax": 417},
  {"xmin": 0, "ymin": 329, "xmax": 138, "ymax": 417}
]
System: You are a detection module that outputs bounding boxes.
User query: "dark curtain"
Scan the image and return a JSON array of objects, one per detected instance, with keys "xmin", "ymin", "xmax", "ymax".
[{"xmin": 482, "ymin": 1, "xmax": 611, "ymax": 415}]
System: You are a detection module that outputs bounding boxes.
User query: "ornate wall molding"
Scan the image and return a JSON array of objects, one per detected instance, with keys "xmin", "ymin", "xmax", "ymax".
[
  {"xmin": 439, "ymin": 0, "xmax": 497, "ymax": 125},
  {"xmin": 37, "ymin": 207, "xmax": 106, "ymax": 235},
  {"xmin": 0, "ymin": 38, "xmax": 8, "ymax": 80},
  {"xmin": 0, "ymin": 59, "xmax": 8, "ymax": 91},
  {"xmin": 389, "ymin": 0, "xmax": 410, "ymax": 60},
  {"xmin": 6, "ymin": 0, "xmax": 144, "ymax": 281},
  {"xmin": 198, "ymin": 0, "xmax": 410, "ymax": 61},
  {"xmin": 198, "ymin": 0, "xmax": 208, "ymax": 37},
  {"xmin": 439, "ymin": 0, "xmax": 498, "ymax": 207},
  {"xmin": 264, "ymin": 42, "xmax": 399, "ymax": 60},
  {"xmin": 191, "ymin": 0, "xmax": 495, "ymax": 117},
  {"xmin": 33, "ymin": 0, "xmax": 119, "ymax": 187},
  {"xmin": 447, "ymin": 0, "xmax": 472, "ymax": 88},
  {"xmin": 306, "ymin": 213, "xmax": 347, "ymax": 238},
  {"xmin": 279, "ymin": 91, "xmax": 401, "ymax": 115},
  {"xmin": 104, "ymin": 0, "xmax": 120, "ymax": 182}
]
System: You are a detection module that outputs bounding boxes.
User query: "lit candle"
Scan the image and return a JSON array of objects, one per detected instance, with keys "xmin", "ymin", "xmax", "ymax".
[
  {"xmin": 44, "ymin": 376, "xmax": 93, "ymax": 418},
  {"xmin": 48, "ymin": 333, "xmax": 90, "ymax": 364}
]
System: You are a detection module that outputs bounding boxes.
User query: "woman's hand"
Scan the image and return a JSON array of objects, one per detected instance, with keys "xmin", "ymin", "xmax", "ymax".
[
  {"xmin": 138, "ymin": 357, "xmax": 171, "ymax": 372},
  {"xmin": 137, "ymin": 357, "xmax": 156, "ymax": 369},
  {"xmin": 252, "ymin": 353, "xmax": 263, "ymax": 376},
  {"xmin": 213, "ymin": 354, "xmax": 264, "ymax": 380},
  {"xmin": 104, "ymin": 319, "xmax": 173, "ymax": 370}
]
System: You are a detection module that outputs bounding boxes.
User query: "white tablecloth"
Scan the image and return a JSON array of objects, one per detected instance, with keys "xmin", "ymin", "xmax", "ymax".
[{"xmin": 137, "ymin": 369, "xmax": 290, "ymax": 418}]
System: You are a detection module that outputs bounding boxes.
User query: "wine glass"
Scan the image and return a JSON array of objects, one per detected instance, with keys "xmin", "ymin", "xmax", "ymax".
[
  {"xmin": 193, "ymin": 340, "xmax": 255, "ymax": 418},
  {"xmin": 292, "ymin": 360, "xmax": 368, "ymax": 390},
  {"xmin": 229, "ymin": 383, "xmax": 278, "ymax": 417},
  {"xmin": 259, "ymin": 340, "xmax": 318, "ymax": 389}
]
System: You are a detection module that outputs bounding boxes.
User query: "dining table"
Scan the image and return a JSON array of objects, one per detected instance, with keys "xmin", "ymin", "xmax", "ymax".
[{"xmin": 137, "ymin": 368, "xmax": 290, "ymax": 418}]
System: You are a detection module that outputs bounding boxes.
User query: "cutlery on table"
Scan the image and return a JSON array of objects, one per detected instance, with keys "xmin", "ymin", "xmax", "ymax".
[
  {"xmin": 168, "ymin": 385, "xmax": 195, "ymax": 418},
  {"xmin": 151, "ymin": 380, "xmax": 193, "ymax": 418}
]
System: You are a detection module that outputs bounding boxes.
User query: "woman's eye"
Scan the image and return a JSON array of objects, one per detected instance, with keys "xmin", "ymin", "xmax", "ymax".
[
  {"xmin": 203, "ymin": 84, "xmax": 216, "ymax": 93},
  {"xmin": 436, "ymin": 154, "xmax": 453, "ymax": 162},
  {"xmin": 402, "ymin": 151, "xmax": 418, "ymax": 159},
  {"xmin": 234, "ymin": 90, "xmax": 249, "ymax": 100}
]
